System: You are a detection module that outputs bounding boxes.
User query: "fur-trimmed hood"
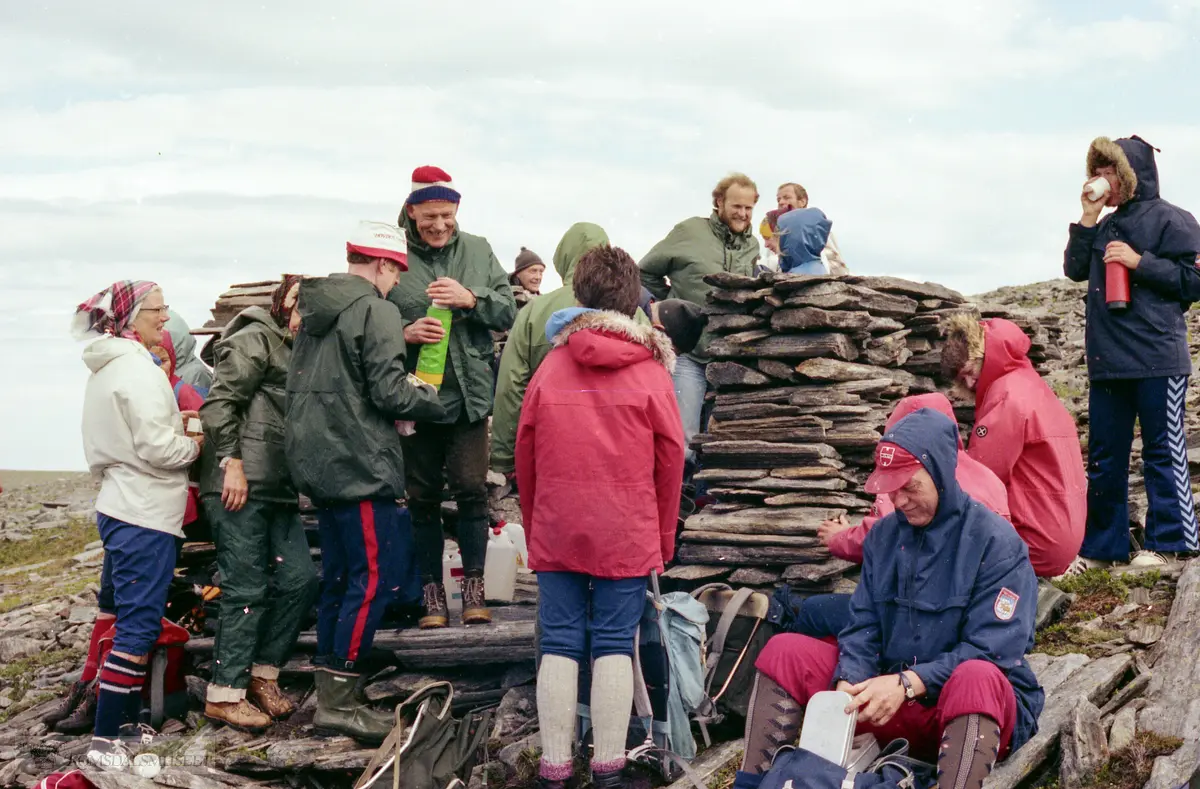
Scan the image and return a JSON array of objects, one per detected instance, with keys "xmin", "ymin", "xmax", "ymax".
[
  {"xmin": 1088, "ymin": 135, "xmax": 1159, "ymax": 205},
  {"xmin": 548, "ymin": 308, "xmax": 676, "ymax": 373}
]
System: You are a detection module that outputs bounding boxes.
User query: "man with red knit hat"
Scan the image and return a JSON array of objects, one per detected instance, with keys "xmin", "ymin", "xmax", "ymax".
[
  {"xmin": 388, "ymin": 166, "xmax": 517, "ymax": 629},
  {"xmin": 941, "ymin": 313, "xmax": 1087, "ymax": 578},
  {"xmin": 286, "ymin": 221, "xmax": 444, "ymax": 742}
]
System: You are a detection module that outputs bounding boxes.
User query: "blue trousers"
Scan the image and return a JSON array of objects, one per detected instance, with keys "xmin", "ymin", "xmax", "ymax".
[
  {"xmin": 96, "ymin": 515, "xmax": 176, "ymax": 656},
  {"xmin": 315, "ymin": 500, "xmax": 403, "ymax": 671},
  {"xmin": 673, "ymin": 355, "xmax": 709, "ymax": 466},
  {"xmin": 537, "ymin": 572, "xmax": 646, "ymax": 662},
  {"xmin": 790, "ymin": 593, "xmax": 852, "ymax": 639},
  {"xmin": 1082, "ymin": 375, "xmax": 1200, "ymax": 560}
]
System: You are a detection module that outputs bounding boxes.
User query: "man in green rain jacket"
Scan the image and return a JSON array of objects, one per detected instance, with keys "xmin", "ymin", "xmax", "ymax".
[
  {"xmin": 387, "ymin": 166, "xmax": 517, "ymax": 630},
  {"xmin": 490, "ymin": 222, "xmax": 613, "ymax": 476},
  {"xmin": 639, "ymin": 173, "xmax": 760, "ymax": 467}
]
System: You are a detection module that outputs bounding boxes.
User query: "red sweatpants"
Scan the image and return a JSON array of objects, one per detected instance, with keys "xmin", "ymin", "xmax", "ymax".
[{"xmin": 755, "ymin": 634, "xmax": 1018, "ymax": 761}]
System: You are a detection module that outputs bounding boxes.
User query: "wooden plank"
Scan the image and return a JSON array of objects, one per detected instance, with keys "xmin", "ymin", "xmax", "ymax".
[
  {"xmin": 984, "ymin": 654, "xmax": 1133, "ymax": 789},
  {"xmin": 707, "ymin": 332, "xmax": 860, "ymax": 362}
]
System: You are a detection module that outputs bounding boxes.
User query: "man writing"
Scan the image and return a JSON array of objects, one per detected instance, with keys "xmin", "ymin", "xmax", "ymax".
[
  {"xmin": 1064, "ymin": 135, "xmax": 1200, "ymax": 569},
  {"xmin": 639, "ymin": 173, "xmax": 760, "ymax": 469},
  {"xmin": 731, "ymin": 409, "xmax": 1043, "ymax": 789},
  {"xmin": 389, "ymin": 166, "xmax": 517, "ymax": 628},
  {"xmin": 286, "ymin": 221, "xmax": 444, "ymax": 742}
]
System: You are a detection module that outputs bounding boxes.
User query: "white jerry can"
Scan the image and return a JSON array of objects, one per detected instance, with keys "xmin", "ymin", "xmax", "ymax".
[
  {"xmin": 442, "ymin": 541, "xmax": 464, "ymax": 612},
  {"xmin": 483, "ymin": 526, "xmax": 519, "ymax": 603},
  {"xmin": 496, "ymin": 521, "xmax": 530, "ymax": 572}
]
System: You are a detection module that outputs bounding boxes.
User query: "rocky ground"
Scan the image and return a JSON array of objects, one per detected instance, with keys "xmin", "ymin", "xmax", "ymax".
[{"xmin": 1, "ymin": 278, "xmax": 1199, "ymax": 789}]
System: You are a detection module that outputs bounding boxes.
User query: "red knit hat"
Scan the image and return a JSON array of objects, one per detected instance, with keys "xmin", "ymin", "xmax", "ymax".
[{"xmin": 406, "ymin": 166, "xmax": 462, "ymax": 205}]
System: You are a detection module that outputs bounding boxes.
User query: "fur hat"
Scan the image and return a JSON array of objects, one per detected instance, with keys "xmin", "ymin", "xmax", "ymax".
[
  {"xmin": 941, "ymin": 311, "xmax": 986, "ymax": 382},
  {"xmin": 1087, "ymin": 137, "xmax": 1138, "ymax": 205},
  {"xmin": 656, "ymin": 299, "xmax": 708, "ymax": 355},
  {"xmin": 406, "ymin": 166, "xmax": 461, "ymax": 205}
]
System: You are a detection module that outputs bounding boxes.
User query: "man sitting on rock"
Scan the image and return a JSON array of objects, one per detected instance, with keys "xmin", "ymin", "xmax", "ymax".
[
  {"xmin": 731, "ymin": 408, "xmax": 1043, "ymax": 789},
  {"xmin": 797, "ymin": 392, "xmax": 1009, "ymax": 638},
  {"xmin": 941, "ymin": 314, "xmax": 1086, "ymax": 579}
]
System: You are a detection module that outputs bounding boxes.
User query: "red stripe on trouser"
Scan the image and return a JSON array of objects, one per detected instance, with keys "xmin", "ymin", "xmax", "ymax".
[
  {"xmin": 98, "ymin": 667, "xmax": 145, "ymax": 687},
  {"xmin": 346, "ymin": 501, "xmax": 380, "ymax": 662}
]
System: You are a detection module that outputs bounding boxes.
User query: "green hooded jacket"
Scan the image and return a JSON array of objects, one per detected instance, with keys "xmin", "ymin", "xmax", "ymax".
[
  {"xmin": 388, "ymin": 215, "xmax": 517, "ymax": 425},
  {"xmin": 285, "ymin": 274, "xmax": 444, "ymax": 504},
  {"xmin": 638, "ymin": 212, "xmax": 760, "ymax": 361},
  {"xmin": 198, "ymin": 307, "xmax": 296, "ymax": 503},
  {"xmin": 490, "ymin": 222, "xmax": 650, "ymax": 474}
]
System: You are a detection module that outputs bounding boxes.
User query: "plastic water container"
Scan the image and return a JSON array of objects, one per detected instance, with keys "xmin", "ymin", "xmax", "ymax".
[
  {"xmin": 495, "ymin": 521, "xmax": 529, "ymax": 572},
  {"xmin": 442, "ymin": 542, "xmax": 463, "ymax": 612},
  {"xmin": 483, "ymin": 527, "xmax": 518, "ymax": 603}
]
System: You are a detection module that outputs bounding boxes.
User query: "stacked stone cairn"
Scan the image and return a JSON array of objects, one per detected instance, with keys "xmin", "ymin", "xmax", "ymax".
[{"xmin": 666, "ymin": 272, "xmax": 1059, "ymax": 598}]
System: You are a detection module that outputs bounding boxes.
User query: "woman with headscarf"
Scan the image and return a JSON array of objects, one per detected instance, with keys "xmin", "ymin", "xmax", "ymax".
[
  {"xmin": 73, "ymin": 280, "xmax": 203, "ymax": 774},
  {"xmin": 197, "ymin": 274, "xmax": 318, "ymax": 732},
  {"xmin": 45, "ymin": 326, "xmax": 210, "ymax": 739}
]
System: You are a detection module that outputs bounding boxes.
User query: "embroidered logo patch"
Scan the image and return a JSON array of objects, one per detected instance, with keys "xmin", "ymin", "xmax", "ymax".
[
  {"xmin": 975, "ymin": 425, "xmax": 988, "ymax": 438},
  {"xmin": 879, "ymin": 445, "xmax": 896, "ymax": 466},
  {"xmin": 994, "ymin": 587, "xmax": 1020, "ymax": 621}
]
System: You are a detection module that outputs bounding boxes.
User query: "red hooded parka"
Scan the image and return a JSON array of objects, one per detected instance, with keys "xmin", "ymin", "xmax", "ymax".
[
  {"xmin": 516, "ymin": 310, "xmax": 686, "ymax": 579},
  {"xmin": 827, "ymin": 393, "xmax": 1010, "ymax": 564},
  {"xmin": 967, "ymin": 319, "xmax": 1086, "ymax": 577}
]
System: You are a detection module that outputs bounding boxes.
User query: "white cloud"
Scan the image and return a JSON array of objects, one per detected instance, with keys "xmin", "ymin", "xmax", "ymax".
[{"xmin": 1, "ymin": 1, "xmax": 1199, "ymax": 470}]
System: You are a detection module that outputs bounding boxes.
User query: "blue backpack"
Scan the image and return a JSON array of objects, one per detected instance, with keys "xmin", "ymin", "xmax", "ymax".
[{"xmin": 760, "ymin": 741, "xmax": 936, "ymax": 789}]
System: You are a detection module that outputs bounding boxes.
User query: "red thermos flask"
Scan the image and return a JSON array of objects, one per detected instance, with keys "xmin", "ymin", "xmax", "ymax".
[{"xmin": 1106, "ymin": 260, "xmax": 1130, "ymax": 311}]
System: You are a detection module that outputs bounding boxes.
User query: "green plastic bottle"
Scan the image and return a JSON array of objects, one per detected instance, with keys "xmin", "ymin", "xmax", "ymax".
[{"xmin": 415, "ymin": 301, "xmax": 453, "ymax": 389}]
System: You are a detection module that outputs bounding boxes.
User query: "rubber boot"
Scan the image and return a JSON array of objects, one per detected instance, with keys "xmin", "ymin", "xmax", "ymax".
[
  {"xmin": 937, "ymin": 713, "xmax": 1002, "ymax": 789},
  {"xmin": 312, "ymin": 668, "xmax": 393, "ymax": 744}
]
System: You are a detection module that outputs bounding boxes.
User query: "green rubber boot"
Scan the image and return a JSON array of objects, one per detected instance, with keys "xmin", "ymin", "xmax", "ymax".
[{"xmin": 313, "ymin": 669, "xmax": 394, "ymax": 744}]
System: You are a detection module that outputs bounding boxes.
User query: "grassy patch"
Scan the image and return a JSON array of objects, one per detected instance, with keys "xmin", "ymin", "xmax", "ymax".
[
  {"xmin": 0, "ymin": 517, "xmax": 99, "ymax": 572},
  {"xmin": 1090, "ymin": 732, "xmax": 1184, "ymax": 789},
  {"xmin": 1035, "ymin": 623, "xmax": 1124, "ymax": 657},
  {"xmin": 0, "ymin": 690, "xmax": 57, "ymax": 724},
  {"xmin": 708, "ymin": 750, "xmax": 743, "ymax": 789},
  {"xmin": 0, "ymin": 575, "xmax": 94, "ymax": 614},
  {"xmin": 0, "ymin": 647, "xmax": 83, "ymax": 683}
]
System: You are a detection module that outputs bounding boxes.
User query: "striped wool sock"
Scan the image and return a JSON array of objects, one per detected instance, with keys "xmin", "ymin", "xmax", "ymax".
[{"xmin": 94, "ymin": 654, "xmax": 147, "ymax": 737}]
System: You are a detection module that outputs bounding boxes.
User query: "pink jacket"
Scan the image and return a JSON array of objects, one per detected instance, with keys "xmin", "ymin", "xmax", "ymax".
[
  {"xmin": 967, "ymin": 319, "xmax": 1086, "ymax": 577},
  {"xmin": 827, "ymin": 393, "xmax": 1010, "ymax": 563}
]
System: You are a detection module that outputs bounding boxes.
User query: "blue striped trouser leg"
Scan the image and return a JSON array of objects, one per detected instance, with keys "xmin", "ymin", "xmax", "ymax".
[{"xmin": 1137, "ymin": 375, "xmax": 1200, "ymax": 553}]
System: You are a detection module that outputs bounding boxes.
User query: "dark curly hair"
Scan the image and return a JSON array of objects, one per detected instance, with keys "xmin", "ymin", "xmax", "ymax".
[{"xmin": 573, "ymin": 244, "xmax": 641, "ymax": 316}]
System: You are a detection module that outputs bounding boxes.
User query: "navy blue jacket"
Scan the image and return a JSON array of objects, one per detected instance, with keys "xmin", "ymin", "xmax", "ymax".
[
  {"xmin": 777, "ymin": 207, "xmax": 832, "ymax": 274},
  {"xmin": 1064, "ymin": 137, "xmax": 1200, "ymax": 381},
  {"xmin": 833, "ymin": 408, "xmax": 1044, "ymax": 752}
]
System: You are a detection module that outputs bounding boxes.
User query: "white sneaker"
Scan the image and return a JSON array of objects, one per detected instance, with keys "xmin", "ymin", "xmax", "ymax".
[
  {"xmin": 1056, "ymin": 556, "xmax": 1113, "ymax": 579},
  {"xmin": 85, "ymin": 738, "xmax": 131, "ymax": 772},
  {"xmin": 1129, "ymin": 551, "xmax": 1169, "ymax": 568}
]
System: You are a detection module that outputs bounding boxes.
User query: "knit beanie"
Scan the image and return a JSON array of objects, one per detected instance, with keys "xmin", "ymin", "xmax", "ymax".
[
  {"xmin": 513, "ymin": 247, "xmax": 544, "ymax": 273},
  {"xmin": 406, "ymin": 166, "xmax": 462, "ymax": 205},
  {"xmin": 656, "ymin": 299, "xmax": 708, "ymax": 355}
]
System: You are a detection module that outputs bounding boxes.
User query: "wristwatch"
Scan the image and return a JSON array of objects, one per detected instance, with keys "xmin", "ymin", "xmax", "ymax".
[{"xmin": 898, "ymin": 672, "xmax": 916, "ymax": 700}]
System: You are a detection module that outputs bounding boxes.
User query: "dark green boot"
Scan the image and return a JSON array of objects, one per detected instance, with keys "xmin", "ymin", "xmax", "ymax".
[{"xmin": 313, "ymin": 669, "xmax": 394, "ymax": 744}]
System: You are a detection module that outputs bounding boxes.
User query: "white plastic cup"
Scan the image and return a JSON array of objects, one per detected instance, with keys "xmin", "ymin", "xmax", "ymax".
[
  {"xmin": 1085, "ymin": 176, "xmax": 1111, "ymax": 202},
  {"xmin": 186, "ymin": 417, "xmax": 202, "ymax": 437}
]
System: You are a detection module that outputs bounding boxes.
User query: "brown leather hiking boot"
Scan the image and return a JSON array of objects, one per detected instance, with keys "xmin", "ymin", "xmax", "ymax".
[
  {"xmin": 461, "ymin": 575, "xmax": 492, "ymax": 625},
  {"xmin": 419, "ymin": 582, "xmax": 449, "ymax": 629},
  {"xmin": 204, "ymin": 699, "xmax": 271, "ymax": 733},
  {"xmin": 248, "ymin": 677, "xmax": 296, "ymax": 720}
]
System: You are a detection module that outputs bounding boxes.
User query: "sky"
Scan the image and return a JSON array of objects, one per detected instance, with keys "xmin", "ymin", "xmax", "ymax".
[{"xmin": 2, "ymin": 0, "xmax": 1200, "ymax": 471}]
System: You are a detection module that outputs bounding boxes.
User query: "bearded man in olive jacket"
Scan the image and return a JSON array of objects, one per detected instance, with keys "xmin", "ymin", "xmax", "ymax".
[
  {"xmin": 387, "ymin": 166, "xmax": 517, "ymax": 630},
  {"xmin": 640, "ymin": 173, "xmax": 760, "ymax": 468}
]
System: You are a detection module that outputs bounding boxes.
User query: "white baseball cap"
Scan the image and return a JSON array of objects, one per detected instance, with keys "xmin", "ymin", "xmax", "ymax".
[{"xmin": 347, "ymin": 221, "xmax": 408, "ymax": 270}]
